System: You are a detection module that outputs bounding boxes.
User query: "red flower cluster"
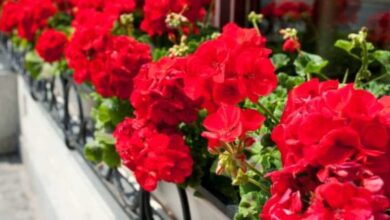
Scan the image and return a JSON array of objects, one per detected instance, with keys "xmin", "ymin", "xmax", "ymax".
[
  {"xmin": 115, "ymin": 58, "xmax": 198, "ymax": 191},
  {"xmin": 184, "ymin": 23, "xmax": 277, "ymax": 112},
  {"xmin": 333, "ymin": 0, "xmax": 361, "ymax": 24},
  {"xmin": 261, "ymin": 1, "xmax": 311, "ymax": 20},
  {"xmin": 0, "ymin": 1, "xmax": 19, "ymax": 34},
  {"xmin": 90, "ymin": 36, "xmax": 151, "ymax": 99},
  {"xmin": 71, "ymin": 0, "xmax": 136, "ymax": 18},
  {"xmin": 66, "ymin": 9, "xmax": 151, "ymax": 99},
  {"xmin": 367, "ymin": 12, "xmax": 390, "ymax": 46},
  {"xmin": 0, "ymin": 0, "xmax": 57, "ymax": 41},
  {"xmin": 65, "ymin": 9, "xmax": 114, "ymax": 83},
  {"xmin": 114, "ymin": 118, "xmax": 193, "ymax": 191},
  {"xmin": 115, "ymin": 23, "xmax": 277, "ymax": 190},
  {"xmin": 202, "ymin": 105, "xmax": 264, "ymax": 150},
  {"xmin": 131, "ymin": 57, "xmax": 199, "ymax": 127},
  {"xmin": 35, "ymin": 29, "xmax": 68, "ymax": 63},
  {"xmin": 312, "ymin": 0, "xmax": 361, "ymax": 25},
  {"xmin": 261, "ymin": 79, "xmax": 390, "ymax": 219},
  {"xmin": 141, "ymin": 0, "xmax": 209, "ymax": 36}
]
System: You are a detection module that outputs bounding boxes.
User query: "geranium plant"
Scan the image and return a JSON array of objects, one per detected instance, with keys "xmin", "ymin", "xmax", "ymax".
[{"xmin": 1, "ymin": 1, "xmax": 390, "ymax": 219}]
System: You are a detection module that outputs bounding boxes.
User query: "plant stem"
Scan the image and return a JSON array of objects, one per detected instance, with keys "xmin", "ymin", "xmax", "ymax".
[
  {"xmin": 244, "ymin": 161, "xmax": 263, "ymax": 177},
  {"xmin": 342, "ymin": 69, "xmax": 349, "ymax": 84},
  {"xmin": 355, "ymin": 42, "xmax": 369, "ymax": 85},
  {"xmin": 363, "ymin": 73, "xmax": 388, "ymax": 86},
  {"xmin": 257, "ymin": 102, "xmax": 278, "ymax": 123},
  {"xmin": 313, "ymin": 72, "xmax": 329, "ymax": 80},
  {"xmin": 224, "ymin": 142, "xmax": 235, "ymax": 154},
  {"xmin": 348, "ymin": 52, "xmax": 361, "ymax": 61},
  {"xmin": 248, "ymin": 177, "xmax": 268, "ymax": 192},
  {"xmin": 252, "ymin": 20, "xmax": 261, "ymax": 35}
]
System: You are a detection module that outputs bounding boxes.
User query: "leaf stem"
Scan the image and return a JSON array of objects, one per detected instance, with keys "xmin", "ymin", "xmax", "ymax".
[
  {"xmin": 244, "ymin": 161, "xmax": 263, "ymax": 177},
  {"xmin": 312, "ymin": 72, "xmax": 329, "ymax": 80},
  {"xmin": 248, "ymin": 177, "xmax": 268, "ymax": 192},
  {"xmin": 257, "ymin": 102, "xmax": 278, "ymax": 124},
  {"xmin": 363, "ymin": 73, "xmax": 388, "ymax": 86},
  {"xmin": 355, "ymin": 42, "xmax": 369, "ymax": 85},
  {"xmin": 251, "ymin": 20, "xmax": 261, "ymax": 35},
  {"xmin": 343, "ymin": 69, "xmax": 349, "ymax": 84}
]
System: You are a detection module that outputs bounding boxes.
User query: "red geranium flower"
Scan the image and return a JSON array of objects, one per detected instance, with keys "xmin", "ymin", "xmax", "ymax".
[
  {"xmin": 263, "ymin": 79, "xmax": 390, "ymax": 218},
  {"xmin": 282, "ymin": 38, "xmax": 301, "ymax": 53},
  {"xmin": 114, "ymin": 118, "xmax": 193, "ymax": 191},
  {"xmin": 141, "ymin": 0, "xmax": 209, "ymax": 36},
  {"xmin": 184, "ymin": 23, "xmax": 277, "ymax": 111},
  {"xmin": 131, "ymin": 57, "xmax": 199, "ymax": 126},
  {"xmin": 261, "ymin": 0, "xmax": 311, "ymax": 20},
  {"xmin": 16, "ymin": 0, "xmax": 57, "ymax": 41},
  {"xmin": 305, "ymin": 179, "xmax": 389, "ymax": 219},
  {"xmin": 90, "ymin": 36, "xmax": 151, "ymax": 99},
  {"xmin": 66, "ymin": 9, "xmax": 115, "ymax": 83},
  {"xmin": 202, "ymin": 105, "xmax": 264, "ymax": 145},
  {"xmin": 367, "ymin": 12, "xmax": 390, "ymax": 46},
  {"xmin": 0, "ymin": 1, "xmax": 20, "ymax": 34},
  {"xmin": 36, "ymin": 29, "xmax": 68, "ymax": 63}
]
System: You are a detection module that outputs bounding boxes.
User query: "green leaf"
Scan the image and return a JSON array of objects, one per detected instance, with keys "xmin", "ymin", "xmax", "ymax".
[
  {"xmin": 374, "ymin": 50, "xmax": 390, "ymax": 74},
  {"xmin": 334, "ymin": 40, "xmax": 354, "ymax": 53},
  {"xmin": 364, "ymin": 81, "xmax": 390, "ymax": 98},
  {"xmin": 209, "ymin": 158, "xmax": 219, "ymax": 174},
  {"xmin": 95, "ymin": 131, "xmax": 116, "ymax": 145},
  {"xmin": 93, "ymin": 97, "xmax": 133, "ymax": 129},
  {"xmin": 234, "ymin": 192, "xmax": 265, "ymax": 220},
  {"xmin": 102, "ymin": 144, "xmax": 121, "ymax": 168},
  {"xmin": 152, "ymin": 47, "xmax": 169, "ymax": 61},
  {"xmin": 366, "ymin": 42, "xmax": 375, "ymax": 51},
  {"xmin": 84, "ymin": 142, "xmax": 103, "ymax": 163},
  {"xmin": 294, "ymin": 52, "xmax": 328, "ymax": 77},
  {"xmin": 271, "ymin": 53, "xmax": 290, "ymax": 70},
  {"xmin": 24, "ymin": 51, "xmax": 43, "ymax": 79}
]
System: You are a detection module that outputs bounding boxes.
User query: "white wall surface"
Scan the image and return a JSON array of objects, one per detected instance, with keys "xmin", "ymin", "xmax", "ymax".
[{"xmin": 17, "ymin": 75, "xmax": 128, "ymax": 220}]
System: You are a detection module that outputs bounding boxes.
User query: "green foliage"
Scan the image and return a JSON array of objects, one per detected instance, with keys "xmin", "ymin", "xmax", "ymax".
[
  {"xmin": 91, "ymin": 94, "xmax": 133, "ymax": 130},
  {"xmin": 179, "ymin": 119, "xmax": 210, "ymax": 188},
  {"xmin": 277, "ymin": 72, "xmax": 305, "ymax": 91},
  {"xmin": 84, "ymin": 94, "xmax": 133, "ymax": 167},
  {"xmin": 334, "ymin": 30, "xmax": 390, "ymax": 85},
  {"xmin": 84, "ymin": 132, "xmax": 120, "ymax": 168},
  {"xmin": 249, "ymin": 143, "xmax": 281, "ymax": 173},
  {"xmin": 364, "ymin": 81, "xmax": 390, "ymax": 98},
  {"xmin": 234, "ymin": 192, "xmax": 267, "ymax": 220},
  {"xmin": 334, "ymin": 39, "xmax": 355, "ymax": 53},
  {"xmin": 24, "ymin": 51, "xmax": 43, "ymax": 79},
  {"xmin": 152, "ymin": 47, "xmax": 170, "ymax": 61},
  {"xmin": 84, "ymin": 142, "xmax": 103, "ymax": 163},
  {"xmin": 271, "ymin": 53, "xmax": 290, "ymax": 70},
  {"xmin": 373, "ymin": 50, "xmax": 390, "ymax": 74},
  {"xmin": 294, "ymin": 51, "xmax": 329, "ymax": 79},
  {"xmin": 48, "ymin": 12, "xmax": 73, "ymax": 34},
  {"xmin": 232, "ymin": 139, "xmax": 281, "ymax": 219},
  {"xmin": 102, "ymin": 144, "xmax": 121, "ymax": 168},
  {"xmin": 11, "ymin": 34, "xmax": 30, "ymax": 50}
]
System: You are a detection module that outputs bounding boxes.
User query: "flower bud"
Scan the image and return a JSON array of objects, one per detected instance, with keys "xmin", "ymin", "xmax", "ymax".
[
  {"xmin": 232, "ymin": 169, "xmax": 249, "ymax": 185},
  {"xmin": 165, "ymin": 12, "xmax": 189, "ymax": 29},
  {"xmin": 120, "ymin": 13, "xmax": 134, "ymax": 25},
  {"xmin": 248, "ymin": 11, "xmax": 264, "ymax": 24}
]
